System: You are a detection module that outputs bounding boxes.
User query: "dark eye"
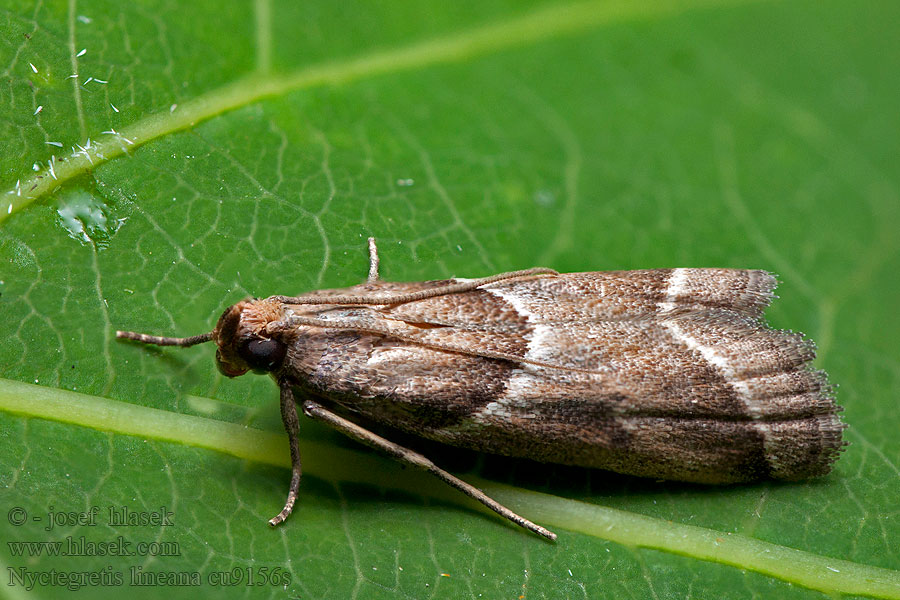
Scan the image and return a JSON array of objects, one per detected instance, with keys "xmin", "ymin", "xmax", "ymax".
[{"xmin": 238, "ymin": 338, "xmax": 287, "ymax": 374}]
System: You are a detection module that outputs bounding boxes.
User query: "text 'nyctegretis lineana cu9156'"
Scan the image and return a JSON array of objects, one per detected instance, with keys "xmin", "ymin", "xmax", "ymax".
[{"xmin": 116, "ymin": 238, "xmax": 845, "ymax": 541}]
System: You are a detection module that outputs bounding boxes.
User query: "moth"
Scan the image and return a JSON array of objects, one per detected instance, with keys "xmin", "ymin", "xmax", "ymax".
[{"xmin": 117, "ymin": 239, "xmax": 845, "ymax": 540}]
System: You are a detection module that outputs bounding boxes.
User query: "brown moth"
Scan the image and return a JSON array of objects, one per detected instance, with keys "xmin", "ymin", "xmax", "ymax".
[{"xmin": 117, "ymin": 239, "xmax": 845, "ymax": 540}]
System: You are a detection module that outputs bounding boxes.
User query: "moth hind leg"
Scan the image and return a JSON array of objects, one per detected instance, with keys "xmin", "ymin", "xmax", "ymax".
[{"xmin": 301, "ymin": 399, "xmax": 557, "ymax": 541}]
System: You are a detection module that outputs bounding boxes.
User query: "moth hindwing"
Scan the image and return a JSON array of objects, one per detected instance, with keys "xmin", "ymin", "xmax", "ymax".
[{"xmin": 117, "ymin": 239, "xmax": 845, "ymax": 541}]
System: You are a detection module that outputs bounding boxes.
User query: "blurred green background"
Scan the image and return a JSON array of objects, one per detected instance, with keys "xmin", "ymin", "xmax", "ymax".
[{"xmin": 1, "ymin": 1, "xmax": 899, "ymax": 598}]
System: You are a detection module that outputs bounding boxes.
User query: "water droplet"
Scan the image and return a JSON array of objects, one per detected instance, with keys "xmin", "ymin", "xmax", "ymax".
[
  {"xmin": 55, "ymin": 190, "xmax": 124, "ymax": 249},
  {"xmin": 534, "ymin": 189, "xmax": 555, "ymax": 206}
]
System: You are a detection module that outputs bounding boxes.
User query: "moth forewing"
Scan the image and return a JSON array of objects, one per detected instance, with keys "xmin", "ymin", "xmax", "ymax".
[{"xmin": 116, "ymin": 239, "xmax": 845, "ymax": 540}]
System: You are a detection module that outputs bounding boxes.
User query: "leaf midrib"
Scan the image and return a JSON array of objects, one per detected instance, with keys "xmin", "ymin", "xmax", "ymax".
[
  {"xmin": 1, "ymin": 377, "xmax": 898, "ymax": 599},
  {"xmin": 1, "ymin": 0, "xmax": 755, "ymax": 221}
]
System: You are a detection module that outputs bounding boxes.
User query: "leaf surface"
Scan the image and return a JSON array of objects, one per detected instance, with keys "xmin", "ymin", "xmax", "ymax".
[{"xmin": 2, "ymin": 1, "xmax": 899, "ymax": 598}]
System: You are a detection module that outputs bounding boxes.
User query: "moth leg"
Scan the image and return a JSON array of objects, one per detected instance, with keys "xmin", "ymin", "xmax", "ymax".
[
  {"xmin": 301, "ymin": 399, "xmax": 557, "ymax": 541},
  {"xmin": 366, "ymin": 237, "xmax": 380, "ymax": 283},
  {"xmin": 268, "ymin": 382, "xmax": 303, "ymax": 527}
]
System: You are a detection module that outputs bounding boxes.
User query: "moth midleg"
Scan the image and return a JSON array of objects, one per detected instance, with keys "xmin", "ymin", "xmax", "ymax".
[
  {"xmin": 301, "ymin": 399, "xmax": 557, "ymax": 541},
  {"xmin": 366, "ymin": 237, "xmax": 380, "ymax": 283},
  {"xmin": 269, "ymin": 383, "xmax": 303, "ymax": 527}
]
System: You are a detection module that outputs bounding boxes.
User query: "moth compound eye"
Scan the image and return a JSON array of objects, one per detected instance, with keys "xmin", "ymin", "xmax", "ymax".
[{"xmin": 238, "ymin": 338, "xmax": 287, "ymax": 374}]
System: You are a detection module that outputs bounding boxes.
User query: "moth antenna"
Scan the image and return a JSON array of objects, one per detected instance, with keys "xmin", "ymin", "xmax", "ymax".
[
  {"xmin": 116, "ymin": 330, "xmax": 214, "ymax": 347},
  {"xmin": 271, "ymin": 267, "xmax": 558, "ymax": 306}
]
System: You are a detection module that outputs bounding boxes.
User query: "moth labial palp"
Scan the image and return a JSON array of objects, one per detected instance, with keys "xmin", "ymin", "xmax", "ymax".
[{"xmin": 116, "ymin": 238, "xmax": 845, "ymax": 541}]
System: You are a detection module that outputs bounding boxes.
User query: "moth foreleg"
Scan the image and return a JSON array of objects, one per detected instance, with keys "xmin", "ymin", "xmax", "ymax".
[
  {"xmin": 269, "ymin": 382, "xmax": 303, "ymax": 527},
  {"xmin": 366, "ymin": 237, "xmax": 379, "ymax": 283},
  {"xmin": 301, "ymin": 399, "xmax": 557, "ymax": 541}
]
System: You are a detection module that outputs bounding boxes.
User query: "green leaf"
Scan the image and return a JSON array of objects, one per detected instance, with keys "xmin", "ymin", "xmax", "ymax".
[{"xmin": 2, "ymin": 1, "xmax": 899, "ymax": 598}]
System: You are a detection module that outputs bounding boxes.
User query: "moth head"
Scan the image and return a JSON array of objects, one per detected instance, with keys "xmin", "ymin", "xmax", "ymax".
[
  {"xmin": 116, "ymin": 298, "xmax": 287, "ymax": 378},
  {"xmin": 212, "ymin": 300, "xmax": 288, "ymax": 378}
]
